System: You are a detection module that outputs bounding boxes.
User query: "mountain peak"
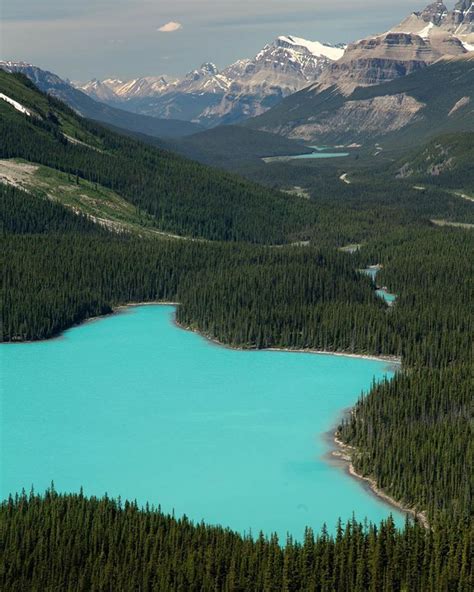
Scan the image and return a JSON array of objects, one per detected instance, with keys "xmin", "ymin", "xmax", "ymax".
[
  {"xmin": 274, "ymin": 36, "xmax": 345, "ymax": 61},
  {"xmin": 419, "ymin": 2, "xmax": 448, "ymax": 25},
  {"xmin": 200, "ymin": 63, "xmax": 219, "ymax": 76},
  {"xmin": 184, "ymin": 63, "xmax": 220, "ymax": 83}
]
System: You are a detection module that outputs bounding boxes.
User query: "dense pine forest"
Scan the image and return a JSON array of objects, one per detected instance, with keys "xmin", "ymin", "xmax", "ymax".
[
  {"xmin": 1, "ymin": 489, "xmax": 472, "ymax": 592},
  {"xmin": 1, "ymin": 71, "xmax": 473, "ymax": 590}
]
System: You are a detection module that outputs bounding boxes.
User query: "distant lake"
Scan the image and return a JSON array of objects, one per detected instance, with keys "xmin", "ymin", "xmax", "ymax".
[
  {"xmin": 376, "ymin": 289, "xmax": 397, "ymax": 304},
  {"xmin": 1, "ymin": 305, "xmax": 402, "ymax": 540},
  {"xmin": 361, "ymin": 267, "xmax": 397, "ymax": 305},
  {"xmin": 263, "ymin": 146, "xmax": 350, "ymax": 163}
]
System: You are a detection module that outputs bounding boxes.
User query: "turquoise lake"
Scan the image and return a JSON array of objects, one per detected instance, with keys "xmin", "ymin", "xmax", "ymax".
[
  {"xmin": 264, "ymin": 150, "xmax": 349, "ymax": 163},
  {"xmin": 288, "ymin": 151, "xmax": 350, "ymax": 160},
  {"xmin": 1, "ymin": 305, "xmax": 403, "ymax": 540}
]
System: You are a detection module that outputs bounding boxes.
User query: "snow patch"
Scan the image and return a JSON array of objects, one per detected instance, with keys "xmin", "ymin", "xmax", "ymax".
[
  {"xmin": 448, "ymin": 96, "xmax": 470, "ymax": 116},
  {"xmin": 0, "ymin": 93, "xmax": 32, "ymax": 116},
  {"xmin": 418, "ymin": 22, "xmax": 435, "ymax": 39},
  {"xmin": 277, "ymin": 36, "xmax": 345, "ymax": 61}
]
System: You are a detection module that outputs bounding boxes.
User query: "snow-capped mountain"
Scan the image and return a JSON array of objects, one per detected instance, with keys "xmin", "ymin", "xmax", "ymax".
[
  {"xmin": 75, "ymin": 36, "xmax": 345, "ymax": 127},
  {"xmin": 80, "ymin": 76, "xmax": 176, "ymax": 103},
  {"xmin": 197, "ymin": 37, "xmax": 345, "ymax": 125},
  {"xmin": 392, "ymin": 1, "xmax": 474, "ymax": 48},
  {"xmin": 313, "ymin": 1, "xmax": 472, "ymax": 94},
  {"xmin": 245, "ymin": 3, "xmax": 473, "ymax": 146}
]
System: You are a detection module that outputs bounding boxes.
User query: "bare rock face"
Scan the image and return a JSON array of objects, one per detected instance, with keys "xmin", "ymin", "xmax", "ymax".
[
  {"xmin": 448, "ymin": 96, "xmax": 471, "ymax": 116},
  {"xmin": 319, "ymin": 29, "xmax": 466, "ymax": 92},
  {"xmin": 281, "ymin": 94, "xmax": 425, "ymax": 142},
  {"xmin": 419, "ymin": 2, "xmax": 448, "ymax": 25},
  {"xmin": 394, "ymin": 1, "xmax": 474, "ymax": 45},
  {"xmin": 443, "ymin": 1, "xmax": 474, "ymax": 31},
  {"xmin": 321, "ymin": 34, "xmax": 432, "ymax": 89},
  {"xmin": 198, "ymin": 37, "xmax": 344, "ymax": 125}
]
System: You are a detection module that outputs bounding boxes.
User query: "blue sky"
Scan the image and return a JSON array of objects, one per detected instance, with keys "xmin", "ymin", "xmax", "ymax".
[{"xmin": 1, "ymin": 1, "xmax": 453, "ymax": 80}]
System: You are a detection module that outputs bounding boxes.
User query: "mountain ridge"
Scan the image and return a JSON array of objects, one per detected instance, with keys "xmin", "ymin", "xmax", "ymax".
[
  {"xmin": 74, "ymin": 3, "xmax": 473, "ymax": 125},
  {"xmin": 0, "ymin": 61, "xmax": 201, "ymax": 138},
  {"xmin": 74, "ymin": 36, "xmax": 345, "ymax": 127},
  {"xmin": 245, "ymin": 54, "xmax": 474, "ymax": 149},
  {"xmin": 0, "ymin": 69, "xmax": 315, "ymax": 243}
]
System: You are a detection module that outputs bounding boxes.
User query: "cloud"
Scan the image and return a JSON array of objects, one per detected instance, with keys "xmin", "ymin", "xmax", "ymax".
[{"xmin": 157, "ymin": 21, "xmax": 182, "ymax": 33}]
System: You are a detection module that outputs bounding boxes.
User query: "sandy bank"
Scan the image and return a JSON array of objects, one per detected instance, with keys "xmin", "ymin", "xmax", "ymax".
[
  {"xmin": 178, "ymin": 321, "xmax": 401, "ymax": 365},
  {"xmin": 332, "ymin": 434, "xmax": 429, "ymax": 529}
]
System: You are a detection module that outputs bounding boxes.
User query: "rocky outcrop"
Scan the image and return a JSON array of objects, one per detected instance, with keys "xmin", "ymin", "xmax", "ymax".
[
  {"xmin": 318, "ymin": 30, "xmax": 466, "ymax": 92},
  {"xmin": 247, "ymin": 54, "xmax": 474, "ymax": 148},
  {"xmin": 394, "ymin": 1, "xmax": 474, "ymax": 46},
  {"xmin": 282, "ymin": 94, "xmax": 425, "ymax": 142},
  {"xmin": 442, "ymin": 1, "xmax": 474, "ymax": 32},
  {"xmin": 448, "ymin": 96, "xmax": 471, "ymax": 116},
  {"xmin": 420, "ymin": 2, "xmax": 448, "ymax": 25}
]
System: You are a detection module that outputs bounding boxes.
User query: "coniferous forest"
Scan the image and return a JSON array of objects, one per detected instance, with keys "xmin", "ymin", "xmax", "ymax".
[
  {"xmin": 1, "ymin": 489, "xmax": 472, "ymax": 592},
  {"xmin": 1, "ymin": 71, "xmax": 473, "ymax": 590}
]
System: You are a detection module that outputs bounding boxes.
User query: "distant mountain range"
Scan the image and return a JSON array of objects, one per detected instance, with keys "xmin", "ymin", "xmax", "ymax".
[
  {"xmin": 75, "ymin": 36, "xmax": 345, "ymax": 127},
  {"xmin": 73, "ymin": 2, "xmax": 473, "ymax": 127},
  {"xmin": 315, "ymin": 1, "xmax": 473, "ymax": 93},
  {"xmin": 1, "ymin": 2, "xmax": 472, "ymax": 147},
  {"xmin": 242, "ymin": 2, "xmax": 473, "ymax": 148},
  {"xmin": 0, "ymin": 61, "xmax": 202, "ymax": 139}
]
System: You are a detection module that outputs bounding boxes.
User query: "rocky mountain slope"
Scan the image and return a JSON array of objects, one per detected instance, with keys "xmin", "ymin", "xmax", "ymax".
[
  {"xmin": 396, "ymin": 131, "xmax": 474, "ymax": 187},
  {"xmin": 314, "ymin": 2, "xmax": 472, "ymax": 93},
  {"xmin": 394, "ymin": 1, "xmax": 474, "ymax": 44},
  {"xmin": 74, "ymin": 3, "xmax": 473, "ymax": 127},
  {"xmin": 0, "ymin": 61, "xmax": 201, "ymax": 138},
  {"xmin": 75, "ymin": 37, "xmax": 344, "ymax": 127},
  {"xmin": 246, "ymin": 55, "xmax": 474, "ymax": 148},
  {"xmin": 242, "ymin": 3, "xmax": 473, "ymax": 148}
]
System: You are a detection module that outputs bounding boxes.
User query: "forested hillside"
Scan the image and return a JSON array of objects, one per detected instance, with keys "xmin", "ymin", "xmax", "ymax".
[
  {"xmin": 396, "ymin": 131, "xmax": 474, "ymax": 191},
  {"xmin": 0, "ymin": 71, "xmax": 316, "ymax": 244},
  {"xmin": 1, "ymin": 69, "xmax": 473, "ymax": 591}
]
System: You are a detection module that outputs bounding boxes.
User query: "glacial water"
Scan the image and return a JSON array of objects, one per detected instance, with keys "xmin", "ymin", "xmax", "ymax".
[
  {"xmin": 288, "ymin": 151, "xmax": 350, "ymax": 160},
  {"xmin": 1, "ymin": 305, "xmax": 403, "ymax": 540},
  {"xmin": 264, "ymin": 150, "xmax": 349, "ymax": 163},
  {"xmin": 376, "ymin": 289, "xmax": 397, "ymax": 304},
  {"xmin": 361, "ymin": 267, "xmax": 397, "ymax": 304}
]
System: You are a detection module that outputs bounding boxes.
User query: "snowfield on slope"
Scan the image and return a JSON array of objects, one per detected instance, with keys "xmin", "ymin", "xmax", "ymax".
[{"xmin": 0, "ymin": 93, "xmax": 32, "ymax": 116}]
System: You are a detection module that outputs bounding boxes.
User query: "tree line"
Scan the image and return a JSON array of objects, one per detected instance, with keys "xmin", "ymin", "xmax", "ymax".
[{"xmin": 1, "ymin": 489, "xmax": 472, "ymax": 592}]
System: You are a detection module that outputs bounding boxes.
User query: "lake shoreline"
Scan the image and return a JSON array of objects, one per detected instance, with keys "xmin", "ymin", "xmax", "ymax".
[
  {"xmin": 330, "ymin": 432, "xmax": 429, "ymax": 528},
  {"xmin": 176, "ymin": 317, "xmax": 401, "ymax": 365},
  {"xmin": 8, "ymin": 299, "xmax": 400, "ymax": 366}
]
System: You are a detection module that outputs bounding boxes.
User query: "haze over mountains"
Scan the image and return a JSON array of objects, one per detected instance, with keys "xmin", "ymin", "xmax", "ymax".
[
  {"xmin": 76, "ymin": 36, "xmax": 345, "ymax": 127},
  {"xmin": 243, "ymin": 2, "xmax": 473, "ymax": 148},
  {"xmin": 1, "ymin": 1, "xmax": 472, "ymax": 153},
  {"xmin": 71, "ymin": 2, "xmax": 473, "ymax": 127},
  {"xmin": 0, "ymin": 60, "xmax": 203, "ymax": 139}
]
